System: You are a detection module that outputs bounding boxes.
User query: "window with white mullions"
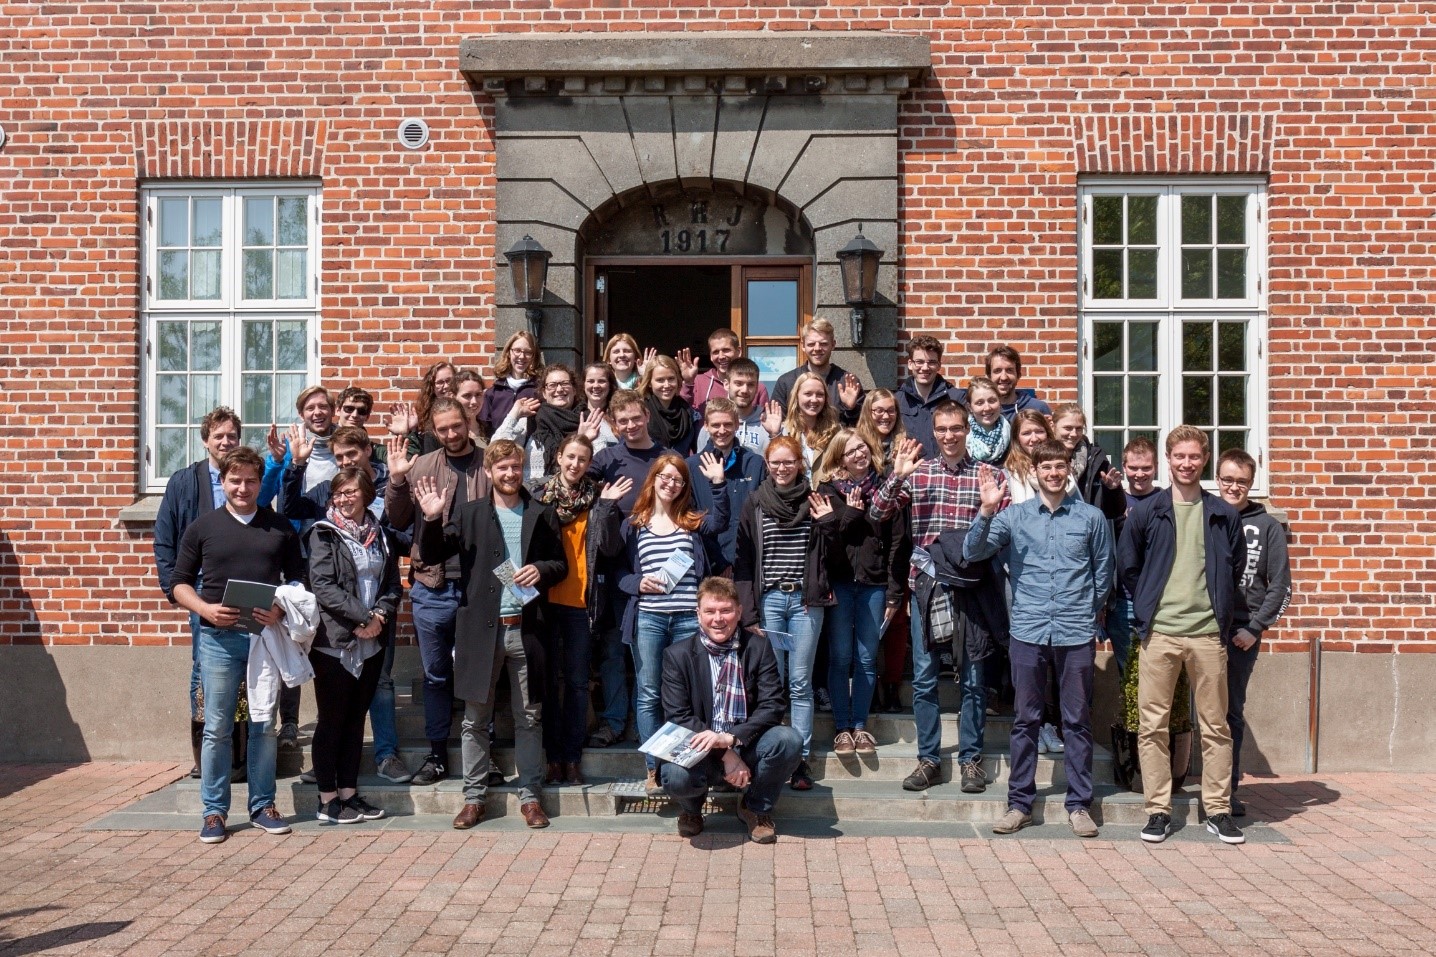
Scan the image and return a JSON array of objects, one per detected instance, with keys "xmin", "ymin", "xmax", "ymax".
[
  {"xmin": 1080, "ymin": 179, "xmax": 1266, "ymax": 491},
  {"xmin": 142, "ymin": 183, "xmax": 320, "ymax": 490}
]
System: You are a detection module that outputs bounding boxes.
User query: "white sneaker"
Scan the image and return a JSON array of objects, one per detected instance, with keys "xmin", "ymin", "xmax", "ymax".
[
  {"xmin": 1036, "ymin": 728, "xmax": 1048, "ymax": 754},
  {"xmin": 1040, "ymin": 723, "xmax": 1065, "ymax": 753}
]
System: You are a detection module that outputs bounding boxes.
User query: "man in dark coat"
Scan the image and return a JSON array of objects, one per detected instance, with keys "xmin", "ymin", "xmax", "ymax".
[
  {"xmin": 659, "ymin": 577, "xmax": 803, "ymax": 844},
  {"xmin": 416, "ymin": 439, "xmax": 567, "ymax": 830}
]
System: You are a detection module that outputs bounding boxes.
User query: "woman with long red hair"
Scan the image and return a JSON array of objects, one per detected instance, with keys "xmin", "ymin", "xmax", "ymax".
[{"xmin": 616, "ymin": 450, "xmax": 730, "ymax": 797}]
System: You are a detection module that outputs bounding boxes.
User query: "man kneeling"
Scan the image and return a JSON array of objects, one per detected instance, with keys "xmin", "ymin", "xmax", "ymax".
[{"xmin": 660, "ymin": 577, "xmax": 802, "ymax": 843}]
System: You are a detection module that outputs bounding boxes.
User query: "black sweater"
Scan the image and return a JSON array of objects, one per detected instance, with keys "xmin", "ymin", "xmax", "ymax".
[
  {"xmin": 172, "ymin": 506, "xmax": 304, "ymax": 624},
  {"xmin": 817, "ymin": 480, "xmax": 910, "ymax": 608}
]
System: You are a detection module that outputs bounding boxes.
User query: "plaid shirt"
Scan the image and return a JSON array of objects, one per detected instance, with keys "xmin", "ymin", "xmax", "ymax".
[{"xmin": 870, "ymin": 455, "xmax": 1009, "ymax": 588}]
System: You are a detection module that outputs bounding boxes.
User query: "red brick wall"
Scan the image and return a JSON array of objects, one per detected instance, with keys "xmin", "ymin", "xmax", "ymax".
[{"xmin": 2, "ymin": 3, "xmax": 1433, "ymax": 653}]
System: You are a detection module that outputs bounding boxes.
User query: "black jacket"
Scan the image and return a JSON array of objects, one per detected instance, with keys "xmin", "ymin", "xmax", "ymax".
[
  {"xmin": 1234, "ymin": 502, "xmax": 1292, "ymax": 639},
  {"xmin": 817, "ymin": 480, "xmax": 910, "ymax": 608},
  {"xmin": 304, "ymin": 521, "xmax": 402, "ymax": 650},
  {"xmin": 1072, "ymin": 439, "xmax": 1128, "ymax": 521},
  {"xmin": 1117, "ymin": 489, "xmax": 1246, "ymax": 641},
  {"xmin": 661, "ymin": 630, "xmax": 788, "ymax": 749},
  {"xmin": 771, "ymin": 362, "xmax": 863, "ymax": 426},
  {"xmin": 896, "ymin": 375, "xmax": 957, "ymax": 459},
  {"xmin": 153, "ymin": 459, "xmax": 217, "ymax": 602},
  {"xmin": 733, "ymin": 496, "xmax": 839, "ymax": 629},
  {"xmin": 419, "ymin": 489, "xmax": 567, "ymax": 704}
]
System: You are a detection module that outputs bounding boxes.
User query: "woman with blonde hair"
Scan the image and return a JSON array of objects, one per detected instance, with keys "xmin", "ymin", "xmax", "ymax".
[
  {"xmin": 478, "ymin": 330, "xmax": 541, "ymax": 438},
  {"xmin": 782, "ymin": 371, "xmax": 841, "ymax": 468},
  {"xmin": 855, "ymin": 388, "xmax": 907, "ymax": 472},
  {"xmin": 602, "ymin": 333, "xmax": 646, "ymax": 391},
  {"xmin": 639, "ymin": 354, "xmax": 699, "ymax": 456}
]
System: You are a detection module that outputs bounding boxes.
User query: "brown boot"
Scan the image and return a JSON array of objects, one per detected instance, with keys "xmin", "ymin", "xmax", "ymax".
[
  {"xmin": 521, "ymin": 801, "xmax": 550, "ymax": 829},
  {"xmin": 452, "ymin": 802, "xmax": 484, "ymax": 830}
]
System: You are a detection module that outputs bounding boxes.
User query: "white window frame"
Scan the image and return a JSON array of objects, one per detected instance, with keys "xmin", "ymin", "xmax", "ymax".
[
  {"xmin": 1078, "ymin": 177, "xmax": 1268, "ymax": 494},
  {"xmin": 140, "ymin": 181, "xmax": 321, "ymax": 492}
]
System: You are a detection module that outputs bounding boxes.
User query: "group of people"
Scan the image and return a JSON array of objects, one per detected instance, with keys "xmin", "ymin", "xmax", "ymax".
[{"xmin": 155, "ymin": 317, "xmax": 1290, "ymax": 846}]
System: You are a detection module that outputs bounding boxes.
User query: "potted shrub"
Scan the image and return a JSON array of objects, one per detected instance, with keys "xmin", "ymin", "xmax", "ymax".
[{"xmin": 1110, "ymin": 642, "xmax": 1193, "ymax": 792}]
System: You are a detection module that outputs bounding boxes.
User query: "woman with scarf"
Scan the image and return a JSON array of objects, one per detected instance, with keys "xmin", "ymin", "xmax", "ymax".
[
  {"xmin": 781, "ymin": 371, "xmax": 841, "ymax": 468},
  {"xmin": 617, "ymin": 451, "xmax": 730, "ymax": 797},
  {"xmin": 602, "ymin": 333, "xmax": 646, "ymax": 391},
  {"xmin": 964, "ymin": 376, "xmax": 1011, "ymax": 464},
  {"xmin": 493, "ymin": 364, "xmax": 607, "ymax": 487},
  {"xmin": 734, "ymin": 435, "xmax": 838, "ymax": 791},
  {"xmin": 640, "ymin": 354, "xmax": 700, "ymax": 457},
  {"xmin": 306, "ymin": 466, "xmax": 402, "ymax": 825},
  {"xmin": 533, "ymin": 434, "xmax": 631, "ymax": 786},
  {"xmin": 478, "ymin": 330, "xmax": 541, "ymax": 439},
  {"xmin": 814, "ymin": 429, "xmax": 909, "ymax": 759}
]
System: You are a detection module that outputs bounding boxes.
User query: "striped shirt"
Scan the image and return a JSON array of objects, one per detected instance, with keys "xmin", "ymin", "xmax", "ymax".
[
  {"xmin": 636, "ymin": 526, "xmax": 698, "ymax": 612},
  {"xmin": 870, "ymin": 455, "xmax": 1009, "ymax": 589},
  {"xmin": 760, "ymin": 515, "xmax": 808, "ymax": 590}
]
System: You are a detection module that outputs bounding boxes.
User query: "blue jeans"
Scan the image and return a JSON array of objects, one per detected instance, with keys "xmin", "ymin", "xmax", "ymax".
[
  {"xmin": 367, "ymin": 620, "xmax": 399, "ymax": 763},
  {"xmin": 411, "ymin": 580, "xmax": 460, "ymax": 749},
  {"xmin": 1106, "ymin": 594, "xmax": 1134, "ymax": 681},
  {"xmin": 631, "ymin": 608, "xmax": 699, "ymax": 770},
  {"xmin": 760, "ymin": 589, "xmax": 826, "ymax": 759},
  {"xmin": 596, "ymin": 621, "xmax": 631, "ymax": 736},
  {"xmin": 1008, "ymin": 638, "xmax": 1095, "ymax": 814},
  {"xmin": 545, "ymin": 605, "xmax": 594, "ymax": 763},
  {"xmin": 197, "ymin": 626, "xmax": 277, "ymax": 819},
  {"xmin": 909, "ymin": 593, "xmax": 987, "ymax": 765},
  {"xmin": 661, "ymin": 724, "xmax": 804, "ymax": 816},
  {"xmin": 826, "ymin": 582, "xmax": 884, "ymax": 731},
  {"xmin": 189, "ymin": 611, "xmax": 203, "ymax": 720}
]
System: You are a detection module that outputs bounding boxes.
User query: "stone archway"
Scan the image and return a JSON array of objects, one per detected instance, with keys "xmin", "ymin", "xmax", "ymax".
[{"xmin": 465, "ymin": 31, "xmax": 929, "ymax": 383}]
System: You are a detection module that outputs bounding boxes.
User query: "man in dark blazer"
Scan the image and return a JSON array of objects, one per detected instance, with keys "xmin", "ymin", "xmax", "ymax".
[
  {"xmin": 659, "ymin": 577, "xmax": 802, "ymax": 844},
  {"xmin": 415, "ymin": 439, "xmax": 567, "ymax": 830},
  {"xmin": 153, "ymin": 405, "xmax": 241, "ymax": 779}
]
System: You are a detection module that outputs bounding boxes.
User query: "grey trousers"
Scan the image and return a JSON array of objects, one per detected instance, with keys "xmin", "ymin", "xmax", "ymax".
[{"xmin": 461, "ymin": 625, "xmax": 544, "ymax": 804}]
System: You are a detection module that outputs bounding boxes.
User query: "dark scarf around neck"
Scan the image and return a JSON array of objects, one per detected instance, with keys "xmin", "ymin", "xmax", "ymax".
[
  {"xmin": 751, "ymin": 475, "xmax": 812, "ymax": 528},
  {"xmin": 645, "ymin": 393, "xmax": 693, "ymax": 449}
]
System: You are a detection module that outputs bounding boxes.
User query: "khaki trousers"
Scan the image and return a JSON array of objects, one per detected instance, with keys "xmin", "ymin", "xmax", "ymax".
[{"xmin": 1137, "ymin": 631, "xmax": 1233, "ymax": 816}]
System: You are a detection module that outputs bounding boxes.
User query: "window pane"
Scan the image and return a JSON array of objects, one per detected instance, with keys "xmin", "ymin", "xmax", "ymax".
[
  {"xmin": 157, "ymin": 428, "xmax": 188, "ymax": 478},
  {"xmin": 1182, "ymin": 195, "xmax": 1212, "ymax": 245},
  {"xmin": 158, "ymin": 322, "xmax": 188, "ymax": 371},
  {"xmin": 1182, "ymin": 321, "xmax": 1212, "ymax": 371},
  {"xmin": 1218, "ymin": 376, "xmax": 1246, "ymax": 426},
  {"xmin": 157, "ymin": 374, "xmax": 187, "ymax": 424},
  {"xmin": 241, "ymin": 426, "xmax": 270, "ymax": 453},
  {"xmin": 1127, "ymin": 195, "xmax": 1157, "ymax": 245},
  {"xmin": 1092, "ymin": 196, "xmax": 1122, "ymax": 245},
  {"xmin": 158, "ymin": 250, "xmax": 188, "ymax": 300},
  {"xmin": 1128, "ymin": 249, "xmax": 1158, "ymax": 298},
  {"xmin": 193, "ymin": 198, "xmax": 222, "ymax": 246},
  {"xmin": 275, "ymin": 249, "xmax": 307, "ymax": 300},
  {"xmin": 1092, "ymin": 322, "xmax": 1123, "ymax": 372},
  {"xmin": 243, "ymin": 249, "xmax": 274, "ymax": 300},
  {"xmin": 1094, "ymin": 377, "xmax": 1123, "ymax": 426},
  {"xmin": 275, "ymin": 321, "xmax": 308, "ymax": 370},
  {"xmin": 242, "ymin": 373, "xmax": 273, "ymax": 425},
  {"xmin": 277, "ymin": 197, "xmax": 307, "ymax": 246},
  {"xmin": 1217, "ymin": 323, "xmax": 1246, "ymax": 371},
  {"xmin": 243, "ymin": 320, "xmax": 274, "ymax": 370},
  {"xmin": 1129, "ymin": 375, "xmax": 1158, "ymax": 426},
  {"xmin": 191, "ymin": 374, "xmax": 221, "ymax": 420},
  {"xmin": 1094, "ymin": 430, "xmax": 1124, "ymax": 460},
  {"xmin": 191, "ymin": 250, "xmax": 222, "ymax": 300},
  {"xmin": 1217, "ymin": 429, "xmax": 1248, "ymax": 455},
  {"xmin": 159, "ymin": 198, "xmax": 187, "ymax": 248},
  {"xmin": 1181, "ymin": 248, "xmax": 1212, "ymax": 299},
  {"xmin": 1217, "ymin": 195, "xmax": 1246, "ymax": 244},
  {"xmin": 191, "ymin": 321, "xmax": 222, "ymax": 371},
  {"xmin": 1129, "ymin": 321, "xmax": 1158, "ymax": 372},
  {"xmin": 746, "ymin": 345, "xmax": 798, "ymax": 390},
  {"xmin": 276, "ymin": 373, "xmax": 307, "ymax": 417},
  {"xmin": 1216, "ymin": 249, "xmax": 1246, "ymax": 299},
  {"xmin": 244, "ymin": 197, "xmax": 273, "ymax": 246},
  {"xmin": 1091, "ymin": 250, "xmax": 1123, "ymax": 299},
  {"xmin": 746, "ymin": 281, "xmax": 797, "ymax": 338},
  {"xmin": 1183, "ymin": 377, "xmax": 1213, "ymax": 426}
]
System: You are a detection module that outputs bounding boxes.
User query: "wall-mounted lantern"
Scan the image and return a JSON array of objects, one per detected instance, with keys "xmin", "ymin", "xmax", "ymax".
[
  {"xmin": 836, "ymin": 230, "xmax": 883, "ymax": 347},
  {"xmin": 504, "ymin": 234, "xmax": 551, "ymax": 340}
]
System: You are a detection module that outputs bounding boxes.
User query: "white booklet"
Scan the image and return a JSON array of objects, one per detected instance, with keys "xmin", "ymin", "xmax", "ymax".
[
  {"xmin": 492, "ymin": 559, "xmax": 539, "ymax": 605},
  {"xmin": 638, "ymin": 721, "xmax": 711, "ymax": 768},
  {"xmin": 653, "ymin": 549, "xmax": 695, "ymax": 594}
]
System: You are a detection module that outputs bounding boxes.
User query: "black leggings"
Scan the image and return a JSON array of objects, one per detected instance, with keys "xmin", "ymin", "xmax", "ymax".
[{"xmin": 310, "ymin": 649, "xmax": 383, "ymax": 793}]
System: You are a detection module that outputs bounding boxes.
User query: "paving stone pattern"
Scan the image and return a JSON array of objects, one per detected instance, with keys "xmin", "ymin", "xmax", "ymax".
[{"xmin": 2, "ymin": 763, "xmax": 1434, "ymax": 956}]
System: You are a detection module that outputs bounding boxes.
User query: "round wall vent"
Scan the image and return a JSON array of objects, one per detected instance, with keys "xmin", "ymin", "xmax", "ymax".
[{"xmin": 397, "ymin": 118, "xmax": 429, "ymax": 151}]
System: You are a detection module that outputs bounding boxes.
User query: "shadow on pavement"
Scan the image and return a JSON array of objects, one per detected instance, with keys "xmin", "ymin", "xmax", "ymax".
[{"xmin": 0, "ymin": 920, "xmax": 131, "ymax": 956}]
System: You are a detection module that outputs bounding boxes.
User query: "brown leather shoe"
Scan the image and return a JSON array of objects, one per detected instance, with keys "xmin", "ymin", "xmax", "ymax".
[
  {"xmin": 520, "ymin": 801, "xmax": 550, "ymax": 829},
  {"xmin": 736, "ymin": 800, "xmax": 777, "ymax": 844},
  {"xmin": 677, "ymin": 811, "xmax": 704, "ymax": 838},
  {"xmin": 452, "ymin": 802, "xmax": 484, "ymax": 830},
  {"xmin": 563, "ymin": 761, "xmax": 586, "ymax": 786},
  {"xmin": 544, "ymin": 762, "xmax": 564, "ymax": 786}
]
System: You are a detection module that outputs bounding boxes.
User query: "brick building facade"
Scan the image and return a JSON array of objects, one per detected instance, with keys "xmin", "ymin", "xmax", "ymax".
[{"xmin": 1, "ymin": 3, "xmax": 1433, "ymax": 770}]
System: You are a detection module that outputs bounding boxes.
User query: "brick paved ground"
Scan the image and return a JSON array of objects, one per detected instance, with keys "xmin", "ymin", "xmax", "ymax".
[{"xmin": 1, "ymin": 763, "xmax": 1432, "ymax": 956}]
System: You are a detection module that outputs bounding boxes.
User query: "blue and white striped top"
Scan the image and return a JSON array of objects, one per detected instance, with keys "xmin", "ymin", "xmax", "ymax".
[{"xmin": 635, "ymin": 526, "xmax": 699, "ymax": 613}]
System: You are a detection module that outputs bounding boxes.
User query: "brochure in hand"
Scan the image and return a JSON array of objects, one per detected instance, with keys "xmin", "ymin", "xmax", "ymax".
[
  {"xmin": 638, "ymin": 721, "xmax": 711, "ymax": 769},
  {"xmin": 492, "ymin": 559, "xmax": 539, "ymax": 605},
  {"xmin": 219, "ymin": 579, "xmax": 279, "ymax": 635},
  {"xmin": 654, "ymin": 549, "xmax": 695, "ymax": 594}
]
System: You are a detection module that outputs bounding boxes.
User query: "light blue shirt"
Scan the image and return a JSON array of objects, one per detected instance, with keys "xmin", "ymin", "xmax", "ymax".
[
  {"xmin": 964, "ymin": 492, "xmax": 1114, "ymax": 647},
  {"xmin": 496, "ymin": 504, "xmax": 525, "ymax": 616},
  {"xmin": 208, "ymin": 465, "xmax": 226, "ymax": 509}
]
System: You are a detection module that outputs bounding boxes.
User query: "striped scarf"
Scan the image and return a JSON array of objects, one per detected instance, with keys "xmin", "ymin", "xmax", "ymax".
[
  {"xmin": 699, "ymin": 630, "xmax": 747, "ymax": 735},
  {"xmin": 967, "ymin": 415, "xmax": 1011, "ymax": 463}
]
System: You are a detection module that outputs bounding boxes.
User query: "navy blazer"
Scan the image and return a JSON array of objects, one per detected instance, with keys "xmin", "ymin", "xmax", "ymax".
[
  {"xmin": 153, "ymin": 459, "xmax": 218, "ymax": 602},
  {"xmin": 1117, "ymin": 489, "xmax": 1246, "ymax": 642},
  {"xmin": 661, "ymin": 629, "xmax": 788, "ymax": 749}
]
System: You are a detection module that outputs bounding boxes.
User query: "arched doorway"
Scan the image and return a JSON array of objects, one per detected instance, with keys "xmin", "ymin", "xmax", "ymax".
[{"xmin": 579, "ymin": 181, "xmax": 815, "ymax": 388}]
